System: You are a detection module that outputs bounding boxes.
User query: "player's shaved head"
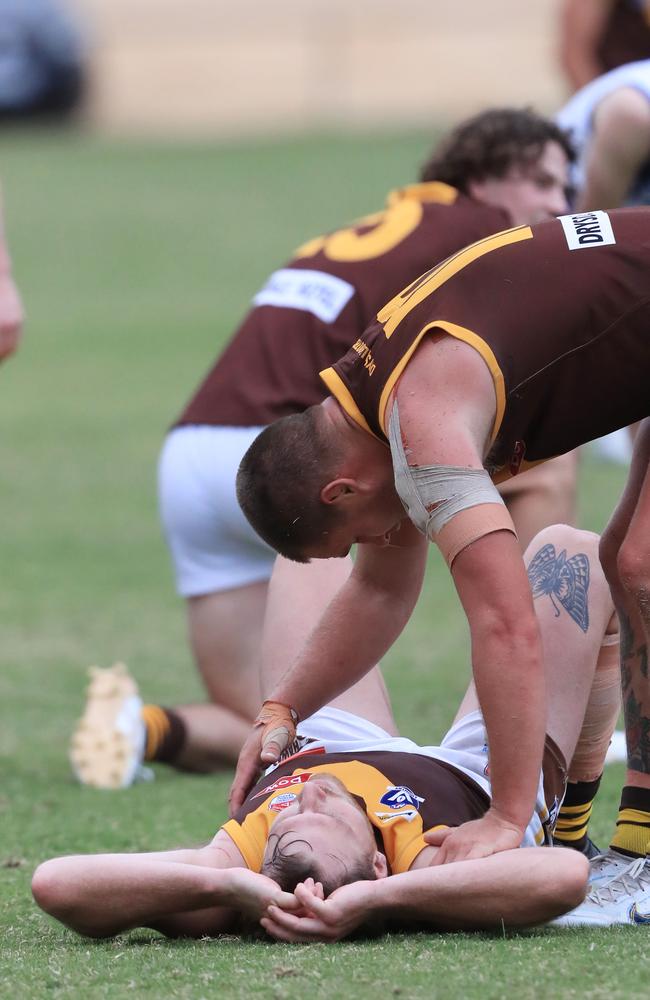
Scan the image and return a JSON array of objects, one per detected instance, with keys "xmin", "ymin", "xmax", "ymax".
[{"xmin": 236, "ymin": 406, "xmax": 343, "ymax": 561}]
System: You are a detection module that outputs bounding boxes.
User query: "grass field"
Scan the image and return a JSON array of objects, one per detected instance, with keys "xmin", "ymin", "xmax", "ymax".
[{"xmin": 1, "ymin": 129, "xmax": 648, "ymax": 998}]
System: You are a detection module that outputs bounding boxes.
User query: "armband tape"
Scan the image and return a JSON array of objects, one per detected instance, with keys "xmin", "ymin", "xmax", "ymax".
[
  {"xmin": 254, "ymin": 700, "xmax": 299, "ymax": 754},
  {"xmin": 388, "ymin": 402, "xmax": 516, "ymax": 565},
  {"xmin": 436, "ymin": 503, "xmax": 516, "ymax": 567}
]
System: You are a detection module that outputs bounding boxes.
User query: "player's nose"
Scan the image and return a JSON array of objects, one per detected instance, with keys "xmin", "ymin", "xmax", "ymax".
[
  {"xmin": 550, "ymin": 189, "xmax": 569, "ymax": 216},
  {"xmin": 299, "ymin": 782, "xmax": 327, "ymax": 811}
]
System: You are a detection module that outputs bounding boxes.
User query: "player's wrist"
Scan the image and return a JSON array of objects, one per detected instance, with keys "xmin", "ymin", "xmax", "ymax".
[
  {"xmin": 485, "ymin": 803, "xmax": 527, "ymax": 836},
  {"xmin": 254, "ymin": 700, "xmax": 299, "ymax": 726}
]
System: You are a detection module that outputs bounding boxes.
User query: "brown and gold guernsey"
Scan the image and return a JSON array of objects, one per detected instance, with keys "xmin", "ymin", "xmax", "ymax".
[
  {"xmin": 598, "ymin": 1, "xmax": 650, "ymax": 72},
  {"xmin": 223, "ymin": 750, "xmax": 488, "ymax": 875},
  {"xmin": 321, "ymin": 207, "xmax": 650, "ymax": 481},
  {"xmin": 176, "ymin": 185, "xmax": 510, "ymax": 427}
]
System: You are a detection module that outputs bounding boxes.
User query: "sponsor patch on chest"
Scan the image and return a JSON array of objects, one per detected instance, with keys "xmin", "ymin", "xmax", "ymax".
[{"xmin": 558, "ymin": 210, "xmax": 616, "ymax": 250}]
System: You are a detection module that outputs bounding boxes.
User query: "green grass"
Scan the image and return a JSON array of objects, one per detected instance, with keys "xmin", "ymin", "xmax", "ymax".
[{"xmin": 0, "ymin": 129, "xmax": 643, "ymax": 998}]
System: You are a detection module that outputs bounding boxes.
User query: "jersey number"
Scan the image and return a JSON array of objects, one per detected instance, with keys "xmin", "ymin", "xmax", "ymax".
[{"xmin": 294, "ymin": 199, "xmax": 424, "ymax": 263}]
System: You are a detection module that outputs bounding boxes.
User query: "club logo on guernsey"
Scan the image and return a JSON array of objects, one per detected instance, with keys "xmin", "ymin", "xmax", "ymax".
[
  {"xmin": 558, "ymin": 210, "xmax": 616, "ymax": 251},
  {"xmin": 375, "ymin": 785, "xmax": 424, "ymax": 823},
  {"xmin": 379, "ymin": 785, "xmax": 425, "ymax": 811}
]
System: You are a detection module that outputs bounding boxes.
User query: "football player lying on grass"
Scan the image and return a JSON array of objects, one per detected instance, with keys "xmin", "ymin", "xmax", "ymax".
[{"xmin": 33, "ymin": 524, "xmax": 621, "ymax": 940}]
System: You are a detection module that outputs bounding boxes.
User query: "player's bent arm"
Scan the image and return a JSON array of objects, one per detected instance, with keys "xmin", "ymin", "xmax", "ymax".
[
  {"xmin": 31, "ymin": 831, "xmax": 294, "ymax": 939},
  {"xmin": 269, "ymin": 522, "xmax": 428, "ymax": 720},
  {"xmin": 262, "ymin": 848, "xmax": 588, "ymax": 940},
  {"xmin": 0, "ymin": 205, "xmax": 24, "ymax": 360},
  {"xmin": 558, "ymin": 0, "xmax": 611, "ymax": 91},
  {"xmin": 368, "ymin": 847, "xmax": 587, "ymax": 930},
  {"xmin": 449, "ymin": 530, "xmax": 546, "ymax": 839},
  {"xmin": 577, "ymin": 88, "xmax": 650, "ymax": 211},
  {"xmin": 394, "ymin": 338, "xmax": 545, "ymax": 850}
]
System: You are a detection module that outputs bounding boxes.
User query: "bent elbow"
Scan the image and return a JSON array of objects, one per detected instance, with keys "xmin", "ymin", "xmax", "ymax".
[{"xmin": 544, "ymin": 851, "xmax": 589, "ymax": 918}]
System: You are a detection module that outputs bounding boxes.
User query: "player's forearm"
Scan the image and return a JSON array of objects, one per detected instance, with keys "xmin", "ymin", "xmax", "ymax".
[
  {"xmin": 452, "ymin": 533, "xmax": 546, "ymax": 831},
  {"xmin": 558, "ymin": 0, "xmax": 609, "ymax": 90},
  {"xmin": 364, "ymin": 849, "xmax": 587, "ymax": 930},
  {"xmin": 471, "ymin": 616, "xmax": 546, "ymax": 831},
  {"xmin": 32, "ymin": 853, "xmax": 239, "ymax": 937},
  {"xmin": 270, "ymin": 555, "xmax": 423, "ymax": 719}
]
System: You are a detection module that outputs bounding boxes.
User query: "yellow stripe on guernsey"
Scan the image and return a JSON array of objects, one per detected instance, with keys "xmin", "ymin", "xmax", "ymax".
[
  {"xmin": 377, "ymin": 319, "xmax": 506, "ymax": 445},
  {"xmin": 375, "ymin": 225, "xmax": 532, "ymax": 440},
  {"xmin": 377, "ymin": 225, "xmax": 532, "ymax": 338},
  {"xmin": 319, "ymin": 367, "xmax": 381, "ymax": 440}
]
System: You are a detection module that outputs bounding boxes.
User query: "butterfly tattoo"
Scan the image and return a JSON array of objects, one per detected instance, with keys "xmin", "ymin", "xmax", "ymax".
[{"xmin": 527, "ymin": 543, "xmax": 590, "ymax": 632}]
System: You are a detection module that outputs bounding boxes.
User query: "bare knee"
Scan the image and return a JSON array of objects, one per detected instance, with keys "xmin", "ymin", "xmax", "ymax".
[
  {"xmin": 525, "ymin": 524, "xmax": 600, "ymax": 564},
  {"xmin": 617, "ymin": 541, "xmax": 650, "ymax": 608}
]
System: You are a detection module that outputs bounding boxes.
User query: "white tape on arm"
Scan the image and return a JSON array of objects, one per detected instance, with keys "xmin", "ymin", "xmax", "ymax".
[{"xmin": 388, "ymin": 402, "xmax": 516, "ymax": 564}]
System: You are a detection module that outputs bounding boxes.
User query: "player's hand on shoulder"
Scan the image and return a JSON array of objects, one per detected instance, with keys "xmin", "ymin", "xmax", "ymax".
[
  {"xmin": 229, "ymin": 701, "xmax": 297, "ymax": 815},
  {"xmin": 424, "ymin": 809, "xmax": 523, "ymax": 866},
  {"xmin": 228, "ymin": 727, "xmax": 265, "ymax": 815},
  {"xmin": 261, "ymin": 878, "xmax": 375, "ymax": 943}
]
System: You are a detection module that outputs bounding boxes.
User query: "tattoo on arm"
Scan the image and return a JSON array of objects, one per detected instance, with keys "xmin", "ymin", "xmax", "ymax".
[{"xmin": 526, "ymin": 543, "xmax": 590, "ymax": 632}]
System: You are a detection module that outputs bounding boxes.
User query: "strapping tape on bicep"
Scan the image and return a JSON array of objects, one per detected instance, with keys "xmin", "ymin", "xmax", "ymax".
[{"xmin": 387, "ymin": 402, "xmax": 516, "ymax": 565}]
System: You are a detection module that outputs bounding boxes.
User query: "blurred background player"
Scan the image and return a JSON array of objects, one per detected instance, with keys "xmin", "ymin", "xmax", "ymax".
[
  {"xmin": 557, "ymin": 59, "xmax": 650, "ymax": 465},
  {"xmin": 43, "ymin": 525, "xmax": 622, "ymax": 938},
  {"xmin": 557, "ymin": 58, "xmax": 650, "ymax": 213},
  {"xmin": 0, "ymin": 182, "xmax": 24, "ymax": 361},
  {"xmin": 0, "ymin": 0, "xmax": 86, "ymax": 122},
  {"xmin": 558, "ymin": 0, "xmax": 650, "ymax": 92},
  {"xmin": 71, "ymin": 108, "xmax": 576, "ymax": 784}
]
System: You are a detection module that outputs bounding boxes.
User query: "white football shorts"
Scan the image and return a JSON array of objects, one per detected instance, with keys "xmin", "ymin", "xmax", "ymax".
[{"xmin": 158, "ymin": 425, "xmax": 275, "ymax": 597}]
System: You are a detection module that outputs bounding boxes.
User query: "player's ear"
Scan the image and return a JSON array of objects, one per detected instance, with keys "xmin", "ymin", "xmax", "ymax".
[
  {"xmin": 373, "ymin": 851, "xmax": 389, "ymax": 880},
  {"xmin": 321, "ymin": 478, "xmax": 357, "ymax": 505}
]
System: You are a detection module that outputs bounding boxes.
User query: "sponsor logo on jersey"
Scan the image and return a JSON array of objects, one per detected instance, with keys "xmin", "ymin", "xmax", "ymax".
[
  {"xmin": 374, "ymin": 809, "xmax": 420, "ymax": 823},
  {"xmin": 351, "ymin": 338, "xmax": 376, "ymax": 376},
  {"xmin": 253, "ymin": 268, "xmax": 355, "ymax": 323},
  {"xmin": 629, "ymin": 902, "xmax": 650, "ymax": 925},
  {"xmin": 268, "ymin": 791, "xmax": 299, "ymax": 812},
  {"xmin": 558, "ymin": 211, "xmax": 616, "ymax": 251},
  {"xmin": 509, "ymin": 440, "xmax": 526, "ymax": 477},
  {"xmin": 253, "ymin": 772, "xmax": 313, "ymax": 800},
  {"xmin": 379, "ymin": 785, "xmax": 425, "ymax": 811}
]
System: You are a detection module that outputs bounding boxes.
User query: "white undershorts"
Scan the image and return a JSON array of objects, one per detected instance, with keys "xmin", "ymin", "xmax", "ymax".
[
  {"xmin": 158, "ymin": 425, "xmax": 275, "ymax": 597},
  {"xmin": 279, "ymin": 706, "xmax": 557, "ymax": 848}
]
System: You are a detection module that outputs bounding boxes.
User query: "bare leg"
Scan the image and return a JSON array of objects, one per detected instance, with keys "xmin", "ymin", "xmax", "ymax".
[
  {"xmin": 454, "ymin": 524, "xmax": 614, "ymax": 768},
  {"xmin": 600, "ymin": 418, "xmax": 650, "ymax": 791},
  {"xmin": 498, "ymin": 452, "xmax": 579, "ymax": 552},
  {"xmin": 158, "ymin": 584, "xmax": 267, "ymax": 770},
  {"xmin": 187, "ymin": 584, "xmax": 265, "ymax": 717},
  {"xmin": 261, "ymin": 555, "xmax": 398, "ymax": 734}
]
